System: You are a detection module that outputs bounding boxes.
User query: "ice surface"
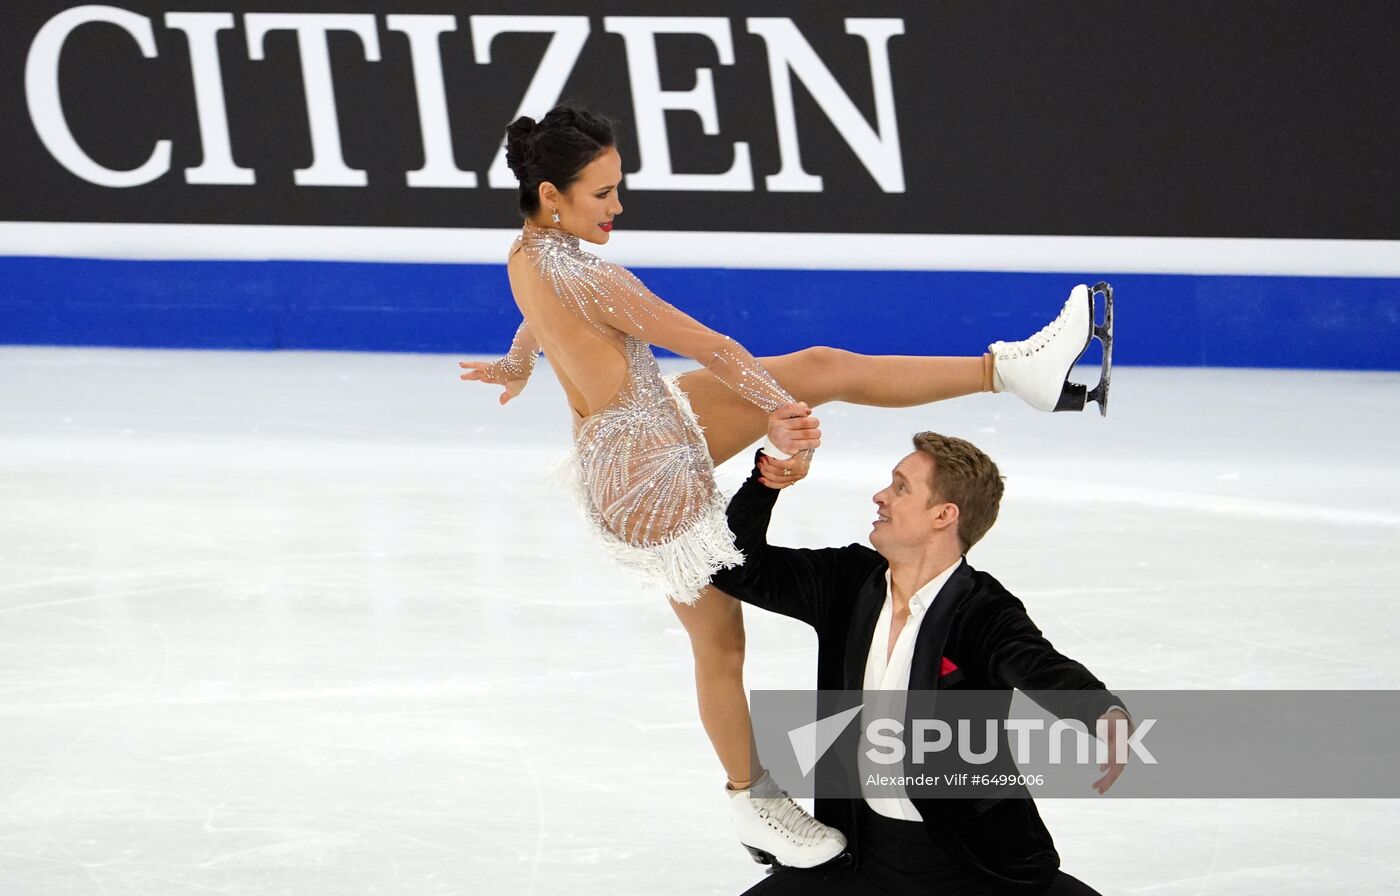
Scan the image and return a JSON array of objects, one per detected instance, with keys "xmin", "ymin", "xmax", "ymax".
[{"xmin": 1, "ymin": 346, "xmax": 1397, "ymax": 894}]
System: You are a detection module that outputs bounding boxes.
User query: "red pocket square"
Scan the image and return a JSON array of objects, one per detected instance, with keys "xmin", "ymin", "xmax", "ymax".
[{"xmin": 939, "ymin": 657, "xmax": 959, "ymax": 678}]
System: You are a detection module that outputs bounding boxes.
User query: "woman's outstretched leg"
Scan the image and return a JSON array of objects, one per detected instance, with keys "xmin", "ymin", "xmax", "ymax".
[
  {"xmin": 682, "ymin": 283, "xmax": 1109, "ymax": 464},
  {"xmin": 679, "ymin": 347, "xmax": 992, "ymax": 466},
  {"xmin": 671, "ymin": 584, "xmax": 848, "ymax": 867}
]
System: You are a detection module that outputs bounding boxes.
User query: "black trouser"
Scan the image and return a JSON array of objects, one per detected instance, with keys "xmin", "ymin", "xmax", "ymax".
[{"xmin": 740, "ymin": 803, "xmax": 1103, "ymax": 896}]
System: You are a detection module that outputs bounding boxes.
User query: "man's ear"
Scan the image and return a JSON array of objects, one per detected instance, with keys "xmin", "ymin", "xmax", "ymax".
[{"xmin": 932, "ymin": 501, "xmax": 960, "ymax": 535}]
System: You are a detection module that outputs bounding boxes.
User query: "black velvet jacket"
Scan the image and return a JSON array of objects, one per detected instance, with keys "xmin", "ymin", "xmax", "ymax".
[{"xmin": 712, "ymin": 454, "xmax": 1122, "ymax": 891}]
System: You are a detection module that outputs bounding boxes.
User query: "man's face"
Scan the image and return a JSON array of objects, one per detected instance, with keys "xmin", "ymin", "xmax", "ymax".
[{"xmin": 870, "ymin": 451, "xmax": 948, "ymax": 555}]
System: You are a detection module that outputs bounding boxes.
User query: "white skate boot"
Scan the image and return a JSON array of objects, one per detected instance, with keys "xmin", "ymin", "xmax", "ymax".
[
  {"xmin": 728, "ymin": 770, "xmax": 847, "ymax": 868},
  {"xmin": 990, "ymin": 282, "xmax": 1114, "ymax": 415}
]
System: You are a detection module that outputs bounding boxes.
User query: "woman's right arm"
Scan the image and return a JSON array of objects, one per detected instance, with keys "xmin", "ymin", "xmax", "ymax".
[{"xmin": 458, "ymin": 321, "xmax": 539, "ymax": 405}]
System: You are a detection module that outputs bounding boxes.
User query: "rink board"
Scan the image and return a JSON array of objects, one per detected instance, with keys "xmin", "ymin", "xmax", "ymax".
[{"xmin": 2, "ymin": 255, "xmax": 1398, "ymax": 370}]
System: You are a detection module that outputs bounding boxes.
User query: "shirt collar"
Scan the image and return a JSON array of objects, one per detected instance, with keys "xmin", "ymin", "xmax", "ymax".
[{"xmin": 885, "ymin": 557, "xmax": 964, "ymax": 617}]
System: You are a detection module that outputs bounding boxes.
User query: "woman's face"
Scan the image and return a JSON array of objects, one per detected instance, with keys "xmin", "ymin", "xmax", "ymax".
[{"xmin": 546, "ymin": 146, "xmax": 624, "ymax": 244}]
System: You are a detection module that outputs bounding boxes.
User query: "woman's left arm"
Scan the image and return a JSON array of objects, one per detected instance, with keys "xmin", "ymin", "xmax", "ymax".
[{"xmin": 589, "ymin": 262, "xmax": 795, "ymax": 413}]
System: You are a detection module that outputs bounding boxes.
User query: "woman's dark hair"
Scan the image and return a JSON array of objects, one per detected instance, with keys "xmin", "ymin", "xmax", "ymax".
[{"xmin": 504, "ymin": 105, "xmax": 616, "ymax": 217}]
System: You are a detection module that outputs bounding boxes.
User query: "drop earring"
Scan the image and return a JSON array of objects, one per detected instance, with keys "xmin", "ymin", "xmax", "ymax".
[{"xmin": 551, "ymin": 208, "xmax": 561, "ymax": 225}]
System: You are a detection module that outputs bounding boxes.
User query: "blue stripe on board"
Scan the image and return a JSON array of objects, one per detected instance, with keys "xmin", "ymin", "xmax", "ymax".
[{"xmin": 2, "ymin": 256, "xmax": 1397, "ymax": 370}]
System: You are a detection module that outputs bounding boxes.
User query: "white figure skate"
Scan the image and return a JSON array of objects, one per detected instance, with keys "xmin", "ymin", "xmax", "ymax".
[
  {"xmin": 728, "ymin": 770, "xmax": 847, "ymax": 868},
  {"xmin": 990, "ymin": 282, "xmax": 1114, "ymax": 415}
]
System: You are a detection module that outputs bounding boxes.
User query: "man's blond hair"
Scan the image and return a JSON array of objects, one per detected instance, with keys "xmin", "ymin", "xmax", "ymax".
[{"xmin": 911, "ymin": 432, "xmax": 1004, "ymax": 552}]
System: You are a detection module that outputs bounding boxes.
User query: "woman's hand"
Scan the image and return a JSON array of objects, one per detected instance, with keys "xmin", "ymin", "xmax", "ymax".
[
  {"xmin": 766, "ymin": 402, "xmax": 821, "ymax": 456},
  {"xmin": 459, "ymin": 361, "xmax": 527, "ymax": 405}
]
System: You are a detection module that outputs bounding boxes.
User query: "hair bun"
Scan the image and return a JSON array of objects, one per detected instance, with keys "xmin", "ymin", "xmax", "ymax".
[
  {"xmin": 501, "ymin": 104, "xmax": 616, "ymax": 217},
  {"xmin": 504, "ymin": 115, "xmax": 539, "ymax": 180}
]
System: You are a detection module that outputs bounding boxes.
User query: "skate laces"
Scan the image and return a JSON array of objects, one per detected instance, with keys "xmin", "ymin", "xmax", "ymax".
[
  {"xmin": 754, "ymin": 790, "xmax": 829, "ymax": 842},
  {"xmin": 990, "ymin": 302, "xmax": 1072, "ymax": 361}
]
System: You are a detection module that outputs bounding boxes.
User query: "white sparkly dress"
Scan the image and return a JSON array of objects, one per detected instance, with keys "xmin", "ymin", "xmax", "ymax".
[{"xmin": 482, "ymin": 221, "xmax": 795, "ymax": 604}]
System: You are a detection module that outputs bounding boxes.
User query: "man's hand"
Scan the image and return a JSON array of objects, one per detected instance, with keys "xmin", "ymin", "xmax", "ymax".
[
  {"xmin": 1093, "ymin": 708, "xmax": 1133, "ymax": 794},
  {"xmin": 758, "ymin": 451, "xmax": 811, "ymax": 489}
]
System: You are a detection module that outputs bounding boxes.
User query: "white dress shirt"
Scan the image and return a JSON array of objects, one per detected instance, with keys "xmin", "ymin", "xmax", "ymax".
[{"xmin": 861, "ymin": 558, "xmax": 963, "ymax": 821}]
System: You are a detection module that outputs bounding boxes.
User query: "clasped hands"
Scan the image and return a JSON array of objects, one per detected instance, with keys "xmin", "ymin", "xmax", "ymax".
[{"xmin": 758, "ymin": 401, "xmax": 821, "ymax": 490}]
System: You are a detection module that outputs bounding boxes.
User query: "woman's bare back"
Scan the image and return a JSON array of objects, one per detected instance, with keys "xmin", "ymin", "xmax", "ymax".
[{"xmin": 506, "ymin": 243, "xmax": 626, "ymax": 422}]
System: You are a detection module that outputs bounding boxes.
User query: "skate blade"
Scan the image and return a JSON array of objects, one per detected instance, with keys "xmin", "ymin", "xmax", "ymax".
[
  {"xmin": 1087, "ymin": 281, "xmax": 1114, "ymax": 417},
  {"xmin": 743, "ymin": 844, "xmax": 851, "ymax": 870},
  {"xmin": 1050, "ymin": 282, "xmax": 1112, "ymax": 414},
  {"xmin": 744, "ymin": 845, "xmax": 777, "ymax": 866}
]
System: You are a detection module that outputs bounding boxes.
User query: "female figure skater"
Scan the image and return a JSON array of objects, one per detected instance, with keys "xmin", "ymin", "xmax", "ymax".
[{"xmin": 460, "ymin": 106, "xmax": 1111, "ymax": 869}]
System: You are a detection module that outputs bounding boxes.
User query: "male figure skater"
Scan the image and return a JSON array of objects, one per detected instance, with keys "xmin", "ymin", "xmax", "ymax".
[{"xmin": 715, "ymin": 420, "xmax": 1130, "ymax": 895}]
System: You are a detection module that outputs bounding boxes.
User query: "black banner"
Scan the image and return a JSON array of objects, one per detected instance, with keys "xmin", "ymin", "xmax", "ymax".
[{"xmin": 2, "ymin": 0, "xmax": 1398, "ymax": 238}]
